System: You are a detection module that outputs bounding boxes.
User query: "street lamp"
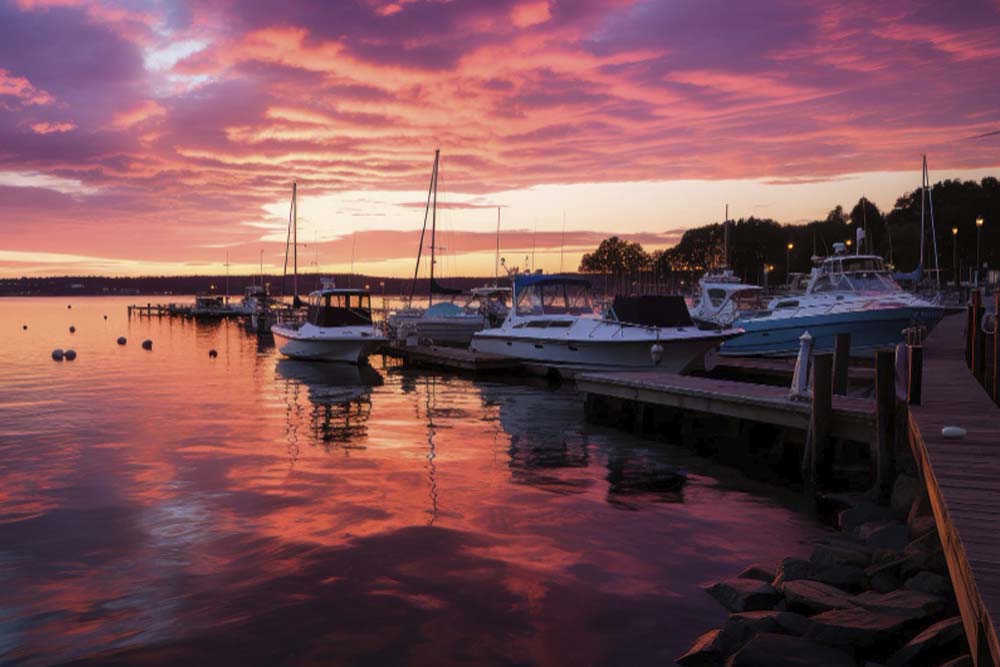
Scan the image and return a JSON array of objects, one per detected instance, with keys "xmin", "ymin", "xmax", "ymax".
[
  {"xmin": 845, "ymin": 239, "xmax": 852, "ymax": 248},
  {"xmin": 952, "ymin": 226, "xmax": 959, "ymax": 287},
  {"xmin": 786, "ymin": 242, "xmax": 794, "ymax": 278},
  {"xmin": 976, "ymin": 217, "xmax": 984, "ymax": 287}
]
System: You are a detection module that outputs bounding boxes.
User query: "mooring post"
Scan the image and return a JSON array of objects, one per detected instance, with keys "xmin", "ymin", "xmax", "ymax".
[
  {"xmin": 908, "ymin": 334, "xmax": 923, "ymax": 406},
  {"xmin": 966, "ymin": 296, "xmax": 975, "ymax": 369},
  {"xmin": 993, "ymin": 292, "xmax": 999, "ymax": 404},
  {"xmin": 804, "ymin": 353, "xmax": 833, "ymax": 488},
  {"xmin": 972, "ymin": 290, "xmax": 985, "ymax": 383},
  {"xmin": 874, "ymin": 350, "xmax": 896, "ymax": 501},
  {"xmin": 970, "ymin": 289, "xmax": 981, "ymax": 373},
  {"xmin": 833, "ymin": 332, "xmax": 851, "ymax": 395}
]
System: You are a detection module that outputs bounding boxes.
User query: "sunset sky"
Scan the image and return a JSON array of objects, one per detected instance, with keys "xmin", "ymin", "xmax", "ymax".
[{"xmin": 1, "ymin": 0, "xmax": 998, "ymax": 278}]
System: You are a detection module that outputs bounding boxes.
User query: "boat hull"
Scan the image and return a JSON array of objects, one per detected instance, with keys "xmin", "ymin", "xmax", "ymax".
[
  {"xmin": 272, "ymin": 327, "xmax": 385, "ymax": 364},
  {"xmin": 413, "ymin": 318, "xmax": 486, "ymax": 347},
  {"xmin": 471, "ymin": 333, "xmax": 729, "ymax": 374},
  {"xmin": 723, "ymin": 305, "xmax": 944, "ymax": 357}
]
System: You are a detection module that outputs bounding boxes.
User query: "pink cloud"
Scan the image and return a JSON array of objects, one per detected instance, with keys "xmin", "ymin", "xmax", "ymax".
[
  {"xmin": 0, "ymin": 68, "xmax": 54, "ymax": 105},
  {"xmin": 28, "ymin": 121, "xmax": 75, "ymax": 134}
]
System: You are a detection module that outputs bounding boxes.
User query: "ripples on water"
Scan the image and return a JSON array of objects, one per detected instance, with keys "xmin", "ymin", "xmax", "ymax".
[{"xmin": 0, "ymin": 297, "xmax": 827, "ymax": 666}]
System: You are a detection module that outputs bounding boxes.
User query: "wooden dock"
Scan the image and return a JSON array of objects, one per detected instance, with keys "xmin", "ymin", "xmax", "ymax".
[
  {"xmin": 381, "ymin": 343, "xmax": 521, "ymax": 373},
  {"xmin": 576, "ymin": 370, "xmax": 875, "ymax": 442},
  {"xmin": 907, "ymin": 312, "xmax": 1000, "ymax": 666}
]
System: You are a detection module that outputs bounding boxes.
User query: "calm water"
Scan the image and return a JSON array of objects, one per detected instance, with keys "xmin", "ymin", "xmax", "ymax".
[{"xmin": 0, "ymin": 297, "xmax": 827, "ymax": 666}]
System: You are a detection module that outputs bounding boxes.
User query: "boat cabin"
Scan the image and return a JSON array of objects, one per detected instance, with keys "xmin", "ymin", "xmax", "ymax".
[
  {"xmin": 194, "ymin": 294, "xmax": 225, "ymax": 310},
  {"xmin": 808, "ymin": 246, "xmax": 901, "ymax": 295},
  {"xmin": 514, "ymin": 275, "xmax": 594, "ymax": 317},
  {"xmin": 306, "ymin": 288, "xmax": 374, "ymax": 327}
]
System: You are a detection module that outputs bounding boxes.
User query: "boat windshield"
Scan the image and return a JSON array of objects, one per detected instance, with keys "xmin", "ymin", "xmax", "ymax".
[
  {"xmin": 310, "ymin": 293, "xmax": 371, "ymax": 310},
  {"xmin": 516, "ymin": 282, "xmax": 594, "ymax": 316},
  {"xmin": 811, "ymin": 256, "xmax": 900, "ymax": 294}
]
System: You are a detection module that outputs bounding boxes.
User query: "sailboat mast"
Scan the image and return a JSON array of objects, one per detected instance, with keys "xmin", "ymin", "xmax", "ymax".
[
  {"xmin": 409, "ymin": 150, "xmax": 437, "ymax": 303},
  {"xmin": 495, "ymin": 207, "xmax": 500, "ymax": 286},
  {"xmin": 292, "ymin": 181, "xmax": 298, "ymax": 303},
  {"xmin": 429, "ymin": 149, "xmax": 439, "ymax": 307},
  {"xmin": 724, "ymin": 203, "xmax": 729, "ymax": 268},
  {"xmin": 920, "ymin": 156, "xmax": 926, "ymax": 272}
]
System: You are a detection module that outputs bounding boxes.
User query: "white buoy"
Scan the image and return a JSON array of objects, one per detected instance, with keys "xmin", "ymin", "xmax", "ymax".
[
  {"xmin": 141, "ymin": 339, "xmax": 153, "ymax": 350},
  {"xmin": 64, "ymin": 349, "xmax": 77, "ymax": 361},
  {"xmin": 942, "ymin": 426, "xmax": 967, "ymax": 439},
  {"xmin": 650, "ymin": 342, "xmax": 664, "ymax": 365},
  {"xmin": 52, "ymin": 348, "xmax": 64, "ymax": 361},
  {"xmin": 117, "ymin": 336, "xmax": 127, "ymax": 345}
]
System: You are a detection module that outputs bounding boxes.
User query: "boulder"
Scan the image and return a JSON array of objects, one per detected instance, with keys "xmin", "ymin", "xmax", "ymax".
[
  {"xmin": 703, "ymin": 577, "xmax": 782, "ymax": 612},
  {"xmin": 891, "ymin": 474, "xmax": 921, "ymax": 518},
  {"xmin": 781, "ymin": 580, "xmax": 854, "ymax": 614},
  {"xmin": 907, "ymin": 492, "xmax": 932, "ymax": 525},
  {"xmin": 869, "ymin": 571, "xmax": 900, "ymax": 593},
  {"xmin": 811, "ymin": 542, "xmax": 872, "ymax": 569},
  {"xmin": 724, "ymin": 610, "xmax": 810, "ymax": 640},
  {"xmin": 806, "ymin": 606, "xmax": 912, "ymax": 651},
  {"xmin": 839, "ymin": 502, "xmax": 894, "ymax": 532},
  {"xmin": 738, "ymin": 565, "xmax": 775, "ymax": 583},
  {"xmin": 904, "ymin": 571, "xmax": 953, "ymax": 598},
  {"xmin": 677, "ymin": 628, "xmax": 735, "ymax": 666},
  {"xmin": 726, "ymin": 632, "xmax": 857, "ymax": 667},
  {"xmin": 850, "ymin": 589, "xmax": 945, "ymax": 621},
  {"xmin": 773, "ymin": 558, "xmax": 819, "ymax": 588},
  {"xmin": 886, "ymin": 616, "xmax": 965, "ymax": 667},
  {"xmin": 908, "ymin": 515, "xmax": 938, "ymax": 540},
  {"xmin": 858, "ymin": 522, "xmax": 910, "ymax": 551},
  {"xmin": 903, "ymin": 531, "xmax": 947, "ymax": 575},
  {"xmin": 813, "ymin": 564, "xmax": 866, "ymax": 592}
]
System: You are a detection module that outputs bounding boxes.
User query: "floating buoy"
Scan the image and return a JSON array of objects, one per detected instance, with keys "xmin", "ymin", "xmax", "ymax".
[
  {"xmin": 52, "ymin": 348, "xmax": 64, "ymax": 360},
  {"xmin": 117, "ymin": 336, "xmax": 127, "ymax": 345},
  {"xmin": 64, "ymin": 349, "xmax": 77, "ymax": 361},
  {"xmin": 69, "ymin": 325, "xmax": 76, "ymax": 333},
  {"xmin": 22, "ymin": 325, "xmax": 27, "ymax": 330},
  {"xmin": 141, "ymin": 339, "xmax": 153, "ymax": 350},
  {"xmin": 103, "ymin": 315, "xmax": 108, "ymax": 320},
  {"xmin": 942, "ymin": 426, "xmax": 967, "ymax": 439},
  {"xmin": 208, "ymin": 349, "xmax": 218, "ymax": 358},
  {"xmin": 67, "ymin": 304, "xmax": 72, "ymax": 309}
]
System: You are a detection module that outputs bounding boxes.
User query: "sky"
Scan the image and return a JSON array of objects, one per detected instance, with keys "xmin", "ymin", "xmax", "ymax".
[{"xmin": 0, "ymin": 0, "xmax": 998, "ymax": 278}]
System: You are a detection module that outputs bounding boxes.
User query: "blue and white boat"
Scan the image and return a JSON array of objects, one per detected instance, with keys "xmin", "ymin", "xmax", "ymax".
[{"xmin": 722, "ymin": 245, "xmax": 944, "ymax": 357}]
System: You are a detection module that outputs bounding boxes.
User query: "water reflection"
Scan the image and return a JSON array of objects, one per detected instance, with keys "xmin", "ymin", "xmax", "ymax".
[
  {"xmin": 276, "ymin": 359, "xmax": 382, "ymax": 455},
  {"xmin": 0, "ymin": 297, "xmax": 827, "ymax": 667}
]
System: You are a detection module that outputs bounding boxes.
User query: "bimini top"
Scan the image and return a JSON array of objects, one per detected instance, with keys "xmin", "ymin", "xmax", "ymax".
[
  {"xmin": 308, "ymin": 287, "xmax": 371, "ymax": 297},
  {"xmin": 514, "ymin": 273, "xmax": 592, "ymax": 290}
]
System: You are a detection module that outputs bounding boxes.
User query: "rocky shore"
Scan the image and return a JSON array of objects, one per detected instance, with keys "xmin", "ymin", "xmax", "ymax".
[{"xmin": 677, "ymin": 472, "xmax": 971, "ymax": 667}]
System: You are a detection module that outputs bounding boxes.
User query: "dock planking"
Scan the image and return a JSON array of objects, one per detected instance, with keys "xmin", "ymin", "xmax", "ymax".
[
  {"xmin": 575, "ymin": 369, "xmax": 875, "ymax": 442},
  {"xmin": 381, "ymin": 343, "xmax": 521, "ymax": 373},
  {"xmin": 907, "ymin": 312, "xmax": 1000, "ymax": 667}
]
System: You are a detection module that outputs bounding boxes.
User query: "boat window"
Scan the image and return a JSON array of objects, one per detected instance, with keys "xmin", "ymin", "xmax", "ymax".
[
  {"xmin": 516, "ymin": 282, "xmax": 593, "ymax": 316},
  {"xmin": 775, "ymin": 300, "xmax": 799, "ymax": 309},
  {"xmin": 708, "ymin": 288, "xmax": 727, "ymax": 307},
  {"xmin": 811, "ymin": 276, "xmax": 833, "ymax": 293}
]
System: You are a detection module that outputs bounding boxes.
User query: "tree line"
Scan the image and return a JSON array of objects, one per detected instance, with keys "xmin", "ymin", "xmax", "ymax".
[{"xmin": 579, "ymin": 177, "xmax": 1000, "ymax": 287}]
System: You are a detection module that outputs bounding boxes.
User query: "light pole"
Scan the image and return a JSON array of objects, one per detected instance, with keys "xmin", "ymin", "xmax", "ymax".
[
  {"xmin": 952, "ymin": 226, "xmax": 959, "ymax": 287},
  {"xmin": 976, "ymin": 217, "xmax": 984, "ymax": 287},
  {"xmin": 786, "ymin": 242, "xmax": 794, "ymax": 279}
]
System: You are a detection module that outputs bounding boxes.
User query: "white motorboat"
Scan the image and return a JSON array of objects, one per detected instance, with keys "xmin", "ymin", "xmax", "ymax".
[
  {"xmin": 722, "ymin": 245, "xmax": 945, "ymax": 357},
  {"xmin": 690, "ymin": 268, "xmax": 765, "ymax": 328},
  {"xmin": 388, "ymin": 287, "xmax": 512, "ymax": 346},
  {"xmin": 470, "ymin": 274, "xmax": 741, "ymax": 374},
  {"xmin": 272, "ymin": 282, "xmax": 386, "ymax": 364}
]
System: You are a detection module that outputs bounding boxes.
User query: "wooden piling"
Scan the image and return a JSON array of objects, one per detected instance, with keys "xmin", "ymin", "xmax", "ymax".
[
  {"xmin": 833, "ymin": 332, "xmax": 851, "ymax": 395},
  {"xmin": 908, "ymin": 342, "xmax": 923, "ymax": 406},
  {"xmin": 970, "ymin": 290, "xmax": 981, "ymax": 375},
  {"xmin": 974, "ymin": 295, "xmax": 986, "ymax": 385},
  {"xmin": 874, "ymin": 350, "xmax": 896, "ymax": 501},
  {"xmin": 994, "ymin": 293, "xmax": 999, "ymax": 403},
  {"xmin": 804, "ymin": 353, "xmax": 833, "ymax": 487}
]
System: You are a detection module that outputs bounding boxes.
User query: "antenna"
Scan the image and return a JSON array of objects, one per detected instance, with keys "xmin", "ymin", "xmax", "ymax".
[
  {"xmin": 560, "ymin": 211, "xmax": 566, "ymax": 273},
  {"xmin": 724, "ymin": 203, "xmax": 729, "ymax": 268}
]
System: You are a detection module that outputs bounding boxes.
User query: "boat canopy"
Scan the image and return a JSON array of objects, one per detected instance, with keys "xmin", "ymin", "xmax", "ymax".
[
  {"xmin": 611, "ymin": 296, "xmax": 693, "ymax": 327},
  {"xmin": 514, "ymin": 274, "xmax": 594, "ymax": 316},
  {"xmin": 307, "ymin": 289, "xmax": 373, "ymax": 326},
  {"xmin": 424, "ymin": 302, "xmax": 464, "ymax": 317},
  {"xmin": 809, "ymin": 254, "xmax": 900, "ymax": 294}
]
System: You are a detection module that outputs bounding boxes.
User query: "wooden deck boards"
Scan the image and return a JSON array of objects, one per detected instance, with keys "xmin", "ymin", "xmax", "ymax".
[
  {"xmin": 381, "ymin": 343, "xmax": 521, "ymax": 372},
  {"xmin": 576, "ymin": 368, "xmax": 875, "ymax": 442},
  {"xmin": 908, "ymin": 312, "xmax": 1000, "ymax": 666}
]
